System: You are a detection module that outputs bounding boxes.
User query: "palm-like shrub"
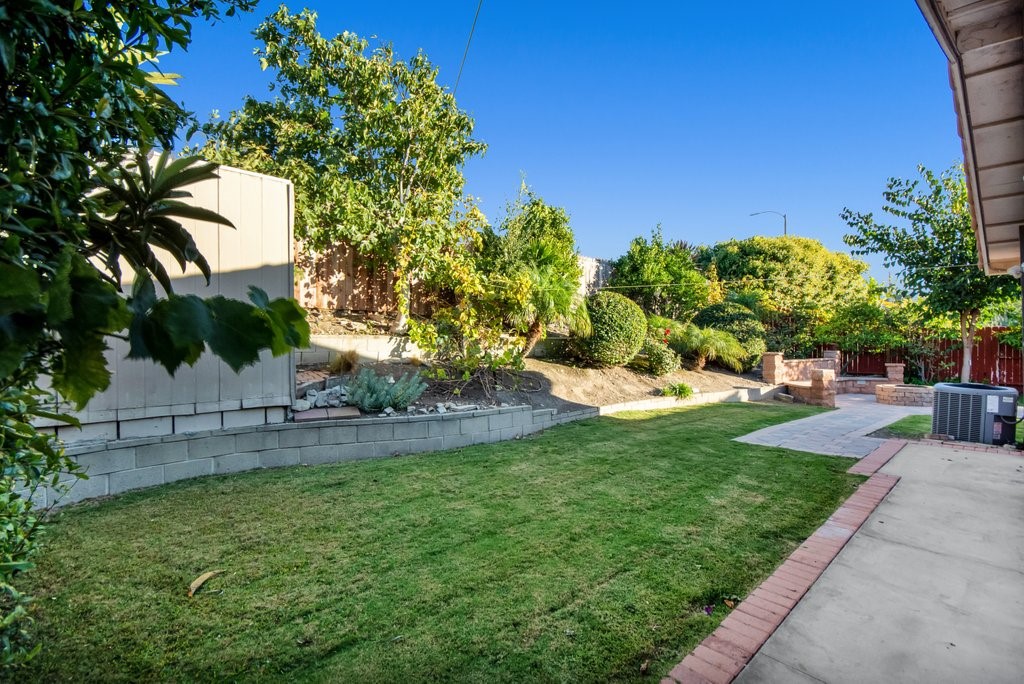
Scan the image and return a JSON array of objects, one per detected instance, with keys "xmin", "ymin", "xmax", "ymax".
[
  {"xmin": 572, "ymin": 291, "xmax": 646, "ymax": 367},
  {"xmin": 693, "ymin": 302, "xmax": 767, "ymax": 371},
  {"xmin": 673, "ymin": 324, "xmax": 748, "ymax": 372},
  {"xmin": 510, "ymin": 242, "xmax": 590, "ymax": 355}
]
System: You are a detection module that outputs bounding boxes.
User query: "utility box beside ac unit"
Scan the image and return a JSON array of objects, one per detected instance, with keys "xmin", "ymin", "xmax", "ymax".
[{"xmin": 932, "ymin": 382, "xmax": 1019, "ymax": 446}]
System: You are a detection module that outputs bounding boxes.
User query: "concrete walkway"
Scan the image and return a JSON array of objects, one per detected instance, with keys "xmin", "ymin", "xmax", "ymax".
[
  {"xmin": 736, "ymin": 441, "xmax": 1024, "ymax": 683},
  {"xmin": 735, "ymin": 394, "xmax": 931, "ymax": 458}
]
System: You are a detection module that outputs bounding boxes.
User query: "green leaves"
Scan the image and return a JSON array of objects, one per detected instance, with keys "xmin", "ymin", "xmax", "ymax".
[
  {"xmin": 126, "ymin": 277, "xmax": 310, "ymax": 375},
  {"xmin": 842, "ymin": 164, "xmax": 1018, "ymax": 315},
  {"xmin": 611, "ymin": 227, "xmax": 712, "ymax": 323},
  {"xmin": 0, "ymin": 264, "xmax": 40, "ymax": 316},
  {"xmin": 89, "ymin": 150, "xmax": 230, "ymax": 293},
  {"xmin": 193, "ymin": 6, "xmax": 486, "ymax": 326}
]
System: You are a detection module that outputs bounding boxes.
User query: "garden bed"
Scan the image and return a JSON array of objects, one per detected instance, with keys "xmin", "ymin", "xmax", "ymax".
[{"xmin": 299, "ymin": 357, "xmax": 769, "ymax": 417}]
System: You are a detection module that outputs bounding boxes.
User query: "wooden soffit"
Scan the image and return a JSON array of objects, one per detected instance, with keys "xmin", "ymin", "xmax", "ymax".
[{"xmin": 916, "ymin": 0, "xmax": 1024, "ymax": 275}]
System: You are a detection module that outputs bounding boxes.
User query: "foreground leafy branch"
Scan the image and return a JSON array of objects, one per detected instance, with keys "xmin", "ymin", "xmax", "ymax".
[{"xmin": 0, "ymin": 0, "xmax": 311, "ymax": 667}]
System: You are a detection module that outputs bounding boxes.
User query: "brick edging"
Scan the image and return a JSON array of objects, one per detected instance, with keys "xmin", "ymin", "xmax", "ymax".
[{"xmin": 662, "ymin": 440, "xmax": 905, "ymax": 684}]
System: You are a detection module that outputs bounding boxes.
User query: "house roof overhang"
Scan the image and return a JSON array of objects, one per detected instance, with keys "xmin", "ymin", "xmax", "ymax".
[{"xmin": 915, "ymin": 0, "xmax": 1024, "ymax": 275}]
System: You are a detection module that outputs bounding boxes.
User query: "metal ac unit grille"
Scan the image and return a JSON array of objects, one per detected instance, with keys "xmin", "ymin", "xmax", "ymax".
[{"xmin": 932, "ymin": 390, "xmax": 983, "ymax": 442}]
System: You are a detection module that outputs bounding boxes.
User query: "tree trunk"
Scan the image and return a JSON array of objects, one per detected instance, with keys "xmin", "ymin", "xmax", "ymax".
[
  {"xmin": 391, "ymin": 276, "xmax": 412, "ymax": 334},
  {"xmin": 522, "ymin": 318, "xmax": 545, "ymax": 357},
  {"xmin": 959, "ymin": 309, "xmax": 980, "ymax": 383}
]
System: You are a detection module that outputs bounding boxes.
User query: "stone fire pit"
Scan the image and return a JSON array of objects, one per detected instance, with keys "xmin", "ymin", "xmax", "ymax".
[{"xmin": 875, "ymin": 383, "xmax": 933, "ymax": 407}]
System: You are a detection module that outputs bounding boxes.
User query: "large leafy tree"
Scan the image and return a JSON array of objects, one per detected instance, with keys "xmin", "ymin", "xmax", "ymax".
[
  {"xmin": 609, "ymin": 227, "xmax": 713, "ymax": 322},
  {"xmin": 696, "ymin": 236, "xmax": 868, "ymax": 355},
  {"xmin": 842, "ymin": 165, "xmax": 1018, "ymax": 382},
  {"xmin": 194, "ymin": 6, "xmax": 487, "ymax": 329},
  {"xmin": 0, "ymin": 0, "xmax": 309, "ymax": 664}
]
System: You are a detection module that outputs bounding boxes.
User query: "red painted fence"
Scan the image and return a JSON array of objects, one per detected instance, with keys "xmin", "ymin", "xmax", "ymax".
[{"xmin": 820, "ymin": 328, "xmax": 1024, "ymax": 394}]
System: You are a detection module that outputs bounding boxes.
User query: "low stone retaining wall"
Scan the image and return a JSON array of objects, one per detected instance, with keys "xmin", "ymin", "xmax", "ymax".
[
  {"xmin": 299, "ymin": 333, "xmax": 565, "ymax": 365},
  {"xmin": 297, "ymin": 334, "xmax": 426, "ymax": 366},
  {"xmin": 34, "ymin": 385, "xmax": 779, "ymax": 509},
  {"xmin": 784, "ymin": 369, "xmax": 835, "ymax": 408},
  {"xmin": 836, "ymin": 376, "xmax": 890, "ymax": 395},
  {"xmin": 876, "ymin": 383, "xmax": 934, "ymax": 407}
]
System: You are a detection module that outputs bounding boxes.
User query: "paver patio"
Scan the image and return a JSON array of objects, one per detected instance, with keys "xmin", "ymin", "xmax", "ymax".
[{"xmin": 735, "ymin": 394, "xmax": 931, "ymax": 458}]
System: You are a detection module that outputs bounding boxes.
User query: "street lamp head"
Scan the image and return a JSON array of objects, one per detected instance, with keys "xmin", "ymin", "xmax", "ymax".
[{"xmin": 749, "ymin": 210, "xmax": 788, "ymax": 236}]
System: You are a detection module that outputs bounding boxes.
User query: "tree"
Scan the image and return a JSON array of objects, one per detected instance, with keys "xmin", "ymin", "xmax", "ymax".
[
  {"xmin": 696, "ymin": 236, "xmax": 869, "ymax": 356},
  {"xmin": 194, "ymin": 6, "xmax": 486, "ymax": 330},
  {"xmin": 1, "ymin": 0, "xmax": 309, "ymax": 665},
  {"xmin": 842, "ymin": 165, "xmax": 1018, "ymax": 382},
  {"xmin": 609, "ymin": 227, "xmax": 712, "ymax": 321},
  {"xmin": 483, "ymin": 190, "xmax": 588, "ymax": 355}
]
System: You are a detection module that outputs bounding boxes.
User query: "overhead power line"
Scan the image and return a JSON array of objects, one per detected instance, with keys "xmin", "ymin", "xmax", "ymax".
[{"xmin": 453, "ymin": 0, "xmax": 484, "ymax": 95}]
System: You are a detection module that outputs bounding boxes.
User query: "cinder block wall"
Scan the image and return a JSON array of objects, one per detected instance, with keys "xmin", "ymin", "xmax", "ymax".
[
  {"xmin": 31, "ymin": 386, "xmax": 780, "ymax": 509},
  {"xmin": 37, "ymin": 406, "xmax": 550, "ymax": 508}
]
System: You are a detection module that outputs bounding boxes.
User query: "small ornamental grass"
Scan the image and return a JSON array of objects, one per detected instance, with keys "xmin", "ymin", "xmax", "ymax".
[{"xmin": 662, "ymin": 382, "xmax": 694, "ymax": 399}]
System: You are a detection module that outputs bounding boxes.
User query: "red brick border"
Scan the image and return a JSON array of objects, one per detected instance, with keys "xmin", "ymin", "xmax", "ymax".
[{"xmin": 661, "ymin": 440, "xmax": 906, "ymax": 684}]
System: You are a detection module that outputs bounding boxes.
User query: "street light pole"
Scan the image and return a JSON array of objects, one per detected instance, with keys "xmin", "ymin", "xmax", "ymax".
[{"xmin": 750, "ymin": 210, "xmax": 787, "ymax": 236}]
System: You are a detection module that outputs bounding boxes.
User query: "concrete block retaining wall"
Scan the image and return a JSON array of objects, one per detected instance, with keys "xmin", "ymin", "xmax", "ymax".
[
  {"xmin": 296, "ymin": 334, "xmax": 426, "ymax": 366},
  {"xmin": 36, "ymin": 385, "xmax": 779, "ymax": 509},
  {"xmin": 298, "ymin": 333, "xmax": 564, "ymax": 365}
]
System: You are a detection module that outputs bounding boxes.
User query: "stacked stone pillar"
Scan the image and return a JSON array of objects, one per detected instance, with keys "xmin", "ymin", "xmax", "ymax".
[
  {"xmin": 809, "ymin": 369, "xmax": 836, "ymax": 408},
  {"xmin": 885, "ymin": 363, "xmax": 906, "ymax": 383},
  {"xmin": 762, "ymin": 352, "xmax": 785, "ymax": 385}
]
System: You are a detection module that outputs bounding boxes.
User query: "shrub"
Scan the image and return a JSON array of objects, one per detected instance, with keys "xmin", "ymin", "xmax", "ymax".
[
  {"xmin": 673, "ymin": 324, "xmax": 748, "ymax": 373},
  {"xmin": 632, "ymin": 336, "xmax": 681, "ymax": 377},
  {"xmin": 692, "ymin": 302, "xmax": 767, "ymax": 370},
  {"xmin": 328, "ymin": 349, "xmax": 360, "ymax": 375},
  {"xmin": 662, "ymin": 382, "xmax": 694, "ymax": 399},
  {"xmin": 347, "ymin": 368, "xmax": 427, "ymax": 412},
  {"xmin": 572, "ymin": 291, "xmax": 647, "ymax": 367}
]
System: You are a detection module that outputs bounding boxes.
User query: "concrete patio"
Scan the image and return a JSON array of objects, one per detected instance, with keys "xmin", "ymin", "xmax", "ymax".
[{"xmin": 736, "ymin": 440, "xmax": 1024, "ymax": 683}]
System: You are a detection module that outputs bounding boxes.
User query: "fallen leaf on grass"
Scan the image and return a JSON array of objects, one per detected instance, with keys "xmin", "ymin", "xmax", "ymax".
[
  {"xmin": 724, "ymin": 599, "xmax": 735, "ymax": 609},
  {"xmin": 188, "ymin": 570, "xmax": 223, "ymax": 597}
]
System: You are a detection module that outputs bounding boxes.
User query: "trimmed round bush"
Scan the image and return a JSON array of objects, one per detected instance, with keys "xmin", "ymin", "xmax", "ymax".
[
  {"xmin": 573, "ymin": 291, "xmax": 647, "ymax": 367},
  {"xmin": 693, "ymin": 302, "xmax": 767, "ymax": 370},
  {"xmin": 634, "ymin": 336, "xmax": 681, "ymax": 376}
]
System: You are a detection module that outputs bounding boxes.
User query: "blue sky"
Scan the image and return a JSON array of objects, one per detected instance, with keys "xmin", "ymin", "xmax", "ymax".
[{"xmin": 162, "ymin": 1, "xmax": 961, "ymax": 278}]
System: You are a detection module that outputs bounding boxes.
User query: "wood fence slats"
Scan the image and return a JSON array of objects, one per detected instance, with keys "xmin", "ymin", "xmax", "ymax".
[
  {"xmin": 296, "ymin": 251, "xmax": 614, "ymax": 315},
  {"xmin": 823, "ymin": 328, "xmax": 1023, "ymax": 393}
]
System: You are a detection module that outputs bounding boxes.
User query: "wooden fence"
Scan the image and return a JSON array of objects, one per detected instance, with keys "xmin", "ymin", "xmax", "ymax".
[
  {"xmin": 296, "ymin": 249, "xmax": 613, "ymax": 314},
  {"xmin": 821, "ymin": 327, "xmax": 1023, "ymax": 393}
]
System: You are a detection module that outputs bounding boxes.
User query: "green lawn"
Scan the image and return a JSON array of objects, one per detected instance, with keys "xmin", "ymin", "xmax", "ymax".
[
  {"xmin": 23, "ymin": 403, "xmax": 860, "ymax": 682},
  {"xmin": 878, "ymin": 414, "xmax": 933, "ymax": 439}
]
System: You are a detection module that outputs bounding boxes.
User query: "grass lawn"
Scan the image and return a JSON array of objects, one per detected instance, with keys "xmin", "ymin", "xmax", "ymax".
[
  {"xmin": 23, "ymin": 402, "xmax": 861, "ymax": 682},
  {"xmin": 878, "ymin": 414, "xmax": 933, "ymax": 439}
]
